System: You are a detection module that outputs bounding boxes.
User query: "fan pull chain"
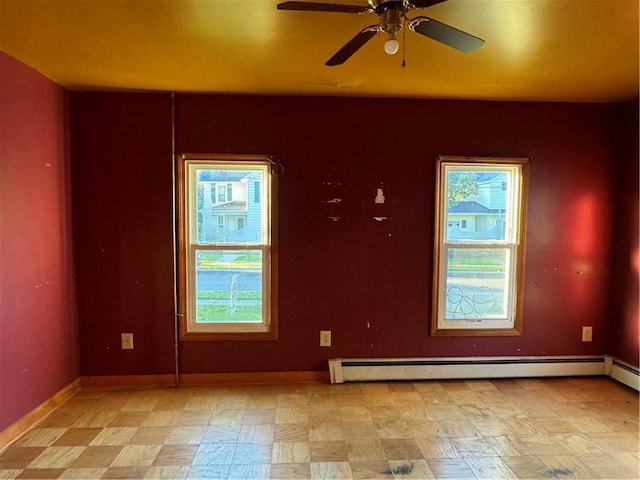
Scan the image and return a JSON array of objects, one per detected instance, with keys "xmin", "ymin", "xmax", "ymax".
[{"xmin": 402, "ymin": 19, "xmax": 407, "ymax": 68}]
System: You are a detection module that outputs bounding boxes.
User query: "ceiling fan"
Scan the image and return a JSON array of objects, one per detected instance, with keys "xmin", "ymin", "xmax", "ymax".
[{"xmin": 277, "ymin": 0, "xmax": 484, "ymax": 66}]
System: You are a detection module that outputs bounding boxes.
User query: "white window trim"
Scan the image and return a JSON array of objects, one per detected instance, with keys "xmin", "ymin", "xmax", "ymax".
[{"xmin": 432, "ymin": 155, "xmax": 529, "ymax": 337}]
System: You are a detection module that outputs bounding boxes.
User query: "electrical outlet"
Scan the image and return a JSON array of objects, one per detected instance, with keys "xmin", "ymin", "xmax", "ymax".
[
  {"xmin": 121, "ymin": 333, "xmax": 134, "ymax": 349},
  {"xmin": 582, "ymin": 326, "xmax": 593, "ymax": 342},
  {"xmin": 320, "ymin": 330, "xmax": 331, "ymax": 347}
]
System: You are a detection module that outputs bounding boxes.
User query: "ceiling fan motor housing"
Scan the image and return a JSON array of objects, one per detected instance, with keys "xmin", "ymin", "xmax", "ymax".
[{"xmin": 381, "ymin": 6, "xmax": 403, "ymax": 34}]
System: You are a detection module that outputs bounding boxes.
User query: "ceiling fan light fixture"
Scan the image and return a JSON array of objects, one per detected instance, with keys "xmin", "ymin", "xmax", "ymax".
[{"xmin": 384, "ymin": 33, "xmax": 400, "ymax": 55}]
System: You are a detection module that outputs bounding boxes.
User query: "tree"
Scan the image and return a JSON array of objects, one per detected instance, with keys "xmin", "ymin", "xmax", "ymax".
[{"xmin": 448, "ymin": 172, "xmax": 478, "ymax": 207}]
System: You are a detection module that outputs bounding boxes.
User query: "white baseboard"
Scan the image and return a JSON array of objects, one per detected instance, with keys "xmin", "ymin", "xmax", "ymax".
[{"xmin": 328, "ymin": 355, "xmax": 638, "ymax": 391}]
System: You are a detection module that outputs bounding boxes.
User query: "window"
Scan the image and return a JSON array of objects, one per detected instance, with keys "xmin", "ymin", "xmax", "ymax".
[
  {"xmin": 217, "ymin": 184, "xmax": 226, "ymax": 203},
  {"xmin": 432, "ymin": 155, "xmax": 528, "ymax": 336},
  {"xmin": 177, "ymin": 153, "xmax": 277, "ymax": 340}
]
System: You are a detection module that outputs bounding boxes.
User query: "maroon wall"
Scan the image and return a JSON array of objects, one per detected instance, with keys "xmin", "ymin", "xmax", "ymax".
[
  {"xmin": 71, "ymin": 92, "xmax": 627, "ymax": 375},
  {"xmin": 607, "ymin": 100, "xmax": 639, "ymax": 366},
  {"xmin": 0, "ymin": 53, "xmax": 78, "ymax": 430},
  {"xmin": 71, "ymin": 93, "xmax": 175, "ymax": 375}
]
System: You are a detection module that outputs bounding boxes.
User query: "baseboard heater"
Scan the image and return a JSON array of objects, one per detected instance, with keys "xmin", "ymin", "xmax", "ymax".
[{"xmin": 328, "ymin": 355, "xmax": 639, "ymax": 391}]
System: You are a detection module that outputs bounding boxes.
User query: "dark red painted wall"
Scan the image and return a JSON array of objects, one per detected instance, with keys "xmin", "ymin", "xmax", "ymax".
[
  {"xmin": 0, "ymin": 53, "xmax": 78, "ymax": 430},
  {"xmin": 71, "ymin": 92, "xmax": 629, "ymax": 375},
  {"xmin": 71, "ymin": 93, "xmax": 175, "ymax": 375},
  {"xmin": 607, "ymin": 100, "xmax": 639, "ymax": 366}
]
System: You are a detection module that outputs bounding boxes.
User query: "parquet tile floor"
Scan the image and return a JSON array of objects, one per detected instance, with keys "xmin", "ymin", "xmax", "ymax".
[{"xmin": 0, "ymin": 377, "xmax": 637, "ymax": 479}]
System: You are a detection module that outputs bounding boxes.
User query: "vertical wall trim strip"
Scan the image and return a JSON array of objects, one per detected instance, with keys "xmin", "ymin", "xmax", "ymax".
[{"xmin": 171, "ymin": 92, "xmax": 180, "ymax": 387}]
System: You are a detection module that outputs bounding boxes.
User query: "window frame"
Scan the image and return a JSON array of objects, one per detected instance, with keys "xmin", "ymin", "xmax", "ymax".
[
  {"xmin": 431, "ymin": 155, "xmax": 529, "ymax": 337},
  {"xmin": 177, "ymin": 153, "xmax": 278, "ymax": 341}
]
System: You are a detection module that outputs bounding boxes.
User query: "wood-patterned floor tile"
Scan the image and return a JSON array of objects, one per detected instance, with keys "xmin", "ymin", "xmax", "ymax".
[
  {"xmin": 184, "ymin": 396, "xmax": 218, "ymax": 412},
  {"xmin": 451, "ymin": 437, "xmax": 499, "ymax": 457},
  {"xmin": 227, "ymin": 463, "xmax": 270, "ymax": 480},
  {"xmin": 309, "ymin": 423, "xmax": 344, "ymax": 442},
  {"xmin": 268, "ymin": 462, "xmax": 311, "ymax": 479},
  {"xmin": 15, "ymin": 468, "xmax": 64, "ymax": 479},
  {"xmin": 387, "ymin": 459, "xmax": 435, "ymax": 479},
  {"xmin": 27, "ymin": 447, "xmax": 86, "ymax": 469},
  {"xmin": 128, "ymin": 426, "xmax": 172, "ymax": 445},
  {"xmin": 274, "ymin": 424, "xmax": 309, "ymax": 442},
  {"xmin": 152, "ymin": 396, "xmax": 191, "ymax": 412},
  {"xmin": 53, "ymin": 428, "xmax": 102, "ymax": 446},
  {"xmin": 69, "ymin": 446, "xmax": 123, "ymax": 468},
  {"xmin": 89, "ymin": 428, "xmax": 137, "ymax": 446},
  {"xmin": 144, "ymin": 465, "xmax": 189, "ymax": 479},
  {"xmin": 309, "ymin": 441, "xmax": 349, "ymax": 463},
  {"xmin": 424, "ymin": 404, "xmax": 465, "ymax": 420},
  {"xmin": 58, "ymin": 467, "xmax": 107, "ymax": 478},
  {"xmin": 186, "ymin": 465, "xmax": 230, "ymax": 479},
  {"xmin": 37, "ymin": 411, "xmax": 84, "ymax": 429},
  {"xmin": 72, "ymin": 412, "xmax": 118, "ymax": 429},
  {"xmin": 336, "ymin": 407, "xmax": 372, "ymax": 424},
  {"xmin": 242, "ymin": 409, "xmax": 276, "ymax": 425},
  {"xmin": 141, "ymin": 411, "xmax": 178, "ymax": 427},
  {"xmin": 502, "ymin": 455, "xmax": 550, "ymax": 479},
  {"xmin": 483, "ymin": 436, "xmax": 528, "ymax": 457},
  {"xmin": 310, "ymin": 461, "xmax": 352, "ymax": 479},
  {"xmin": 380, "ymin": 438, "xmax": 423, "ymax": 460},
  {"xmin": 232, "ymin": 443, "xmax": 272, "ymax": 464},
  {"xmin": 174, "ymin": 411, "xmax": 213, "ymax": 427},
  {"xmin": 271, "ymin": 442, "xmax": 310, "ymax": 464},
  {"xmin": 109, "ymin": 444, "xmax": 162, "ymax": 467},
  {"xmin": 0, "ymin": 470, "xmax": 21, "ymax": 480},
  {"xmin": 192, "ymin": 443, "xmax": 236, "ymax": 466},
  {"xmin": 165, "ymin": 426, "xmax": 206, "ymax": 445},
  {"xmin": 237, "ymin": 424, "xmax": 273, "ymax": 444},
  {"xmin": 436, "ymin": 420, "xmax": 481, "ymax": 438},
  {"xmin": 576, "ymin": 452, "xmax": 640, "ymax": 479},
  {"xmin": 471, "ymin": 419, "xmax": 515, "ymax": 437},
  {"xmin": 349, "ymin": 460, "xmax": 393, "ymax": 479},
  {"xmin": 209, "ymin": 410, "xmax": 243, "ymax": 427},
  {"xmin": 275, "ymin": 408, "xmax": 308, "ymax": 424},
  {"xmin": 100, "ymin": 466, "xmax": 149, "ymax": 479},
  {"xmin": 14, "ymin": 429, "xmax": 67, "ymax": 448},
  {"xmin": 464, "ymin": 456, "xmax": 517, "ymax": 479},
  {"xmin": 107, "ymin": 412, "xmax": 148, "ymax": 428},
  {"xmin": 346, "ymin": 439, "xmax": 386, "ymax": 462},
  {"xmin": 415, "ymin": 437, "xmax": 459, "ymax": 460},
  {"xmin": 151, "ymin": 445, "xmax": 198, "ymax": 466},
  {"xmin": 426, "ymin": 458, "xmax": 476, "ymax": 478},
  {"xmin": 510, "ymin": 435, "xmax": 572, "ymax": 456},
  {"xmin": 120, "ymin": 397, "xmax": 159, "ymax": 412},
  {"xmin": 595, "ymin": 432, "xmax": 640, "ymax": 456},
  {"xmin": 375, "ymin": 420, "xmax": 412, "ymax": 439}
]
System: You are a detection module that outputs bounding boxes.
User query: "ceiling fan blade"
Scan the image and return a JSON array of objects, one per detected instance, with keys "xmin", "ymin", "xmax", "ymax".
[
  {"xmin": 277, "ymin": 1, "xmax": 372, "ymax": 14},
  {"xmin": 406, "ymin": 0, "xmax": 448, "ymax": 9},
  {"xmin": 326, "ymin": 26, "xmax": 379, "ymax": 66},
  {"xmin": 410, "ymin": 16, "xmax": 484, "ymax": 53}
]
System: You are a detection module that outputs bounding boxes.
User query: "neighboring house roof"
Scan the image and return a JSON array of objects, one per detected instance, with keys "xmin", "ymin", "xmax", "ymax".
[
  {"xmin": 212, "ymin": 201, "xmax": 247, "ymax": 211},
  {"xmin": 199, "ymin": 171, "xmax": 248, "ymax": 182},
  {"xmin": 449, "ymin": 200, "xmax": 490, "ymax": 214},
  {"xmin": 476, "ymin": 172, "xmax": 506, "ymax": 183}
]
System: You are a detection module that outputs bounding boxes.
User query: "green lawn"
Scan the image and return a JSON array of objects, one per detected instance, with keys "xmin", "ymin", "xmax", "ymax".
[
  {"xmin": 196, "ymin": 305, "xmax": 262, "ymax": 323},
  {"xmin": 197, "ymin": 290, "xmax": 261, "ymax": 300}
]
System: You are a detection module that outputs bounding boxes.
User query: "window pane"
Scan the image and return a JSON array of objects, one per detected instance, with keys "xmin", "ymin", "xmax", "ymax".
[
  {"xmin": 445, "ymin": 248, "xmax": 508, "ymax": 320},
  {"xmin": 195, "ymin": 168, "xmax": 263, "ymax": 244},
  {"xmin": 446, "ymin": 171, "xmax": 508, "ymax": 241},
  {"xmin": 194, "ymin": 249, "xmax": 263, "ymax": 324}
]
